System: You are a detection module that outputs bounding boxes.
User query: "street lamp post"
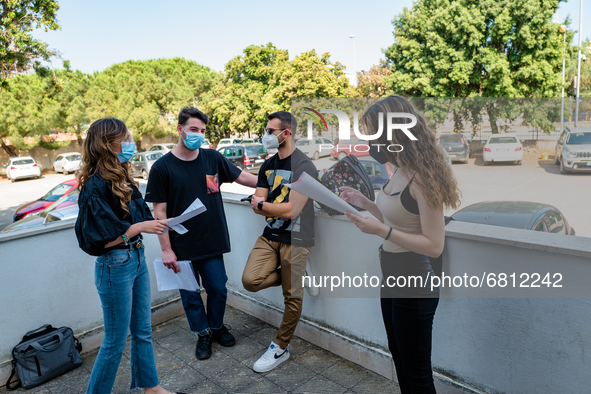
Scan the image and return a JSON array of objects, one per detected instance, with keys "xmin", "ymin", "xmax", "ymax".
[
  {"xmin": 560, "ymin": 24, "xmax": 567, "ymax": 132},
  {"xmin": 349, "ymin": 34, "xmax": 356, "ymax": 87},
  {"xmin": 575, "ymin": 0, "xmax": 583, "ymax": 127}
]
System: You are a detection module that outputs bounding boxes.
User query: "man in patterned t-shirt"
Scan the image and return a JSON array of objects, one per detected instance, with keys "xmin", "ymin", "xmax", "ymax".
[{"xmin": 242, "ymin": 111, "xmax": 317, "ymax": 373}]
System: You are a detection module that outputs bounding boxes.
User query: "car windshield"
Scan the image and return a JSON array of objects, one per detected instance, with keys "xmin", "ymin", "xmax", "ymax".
[
  {"xmin": 245, "ymin": 145, "xmax": 267, "ymax": 156},
  {"xmin": 146, "ymin": 153, "xmax": 163, "ymax": 161},
  {"xmin": 66, "ymin": 155, "xmax": 82, "ymax": 161},
  {"xmin": 40, "ymin": 183, "xmax": 72, "ymax": 202},
  {"xmin": 13, "ymin": 159, "xmax": 35, "ymax": 165},
  {"xmin": 440, "ymin": 135, "xmax": 462, "ymax": 145},
  {"xmin": 40, "ymin": 192, "xmax": 79, "ymax": 218},
  {"xmin": 164, "ymin": 144, "xmax": 176, "ymax": 149},
  {"xmin": 489, "ymin": 137, "xmax": 517, "ymax": 144},
  {"xmin": 296, "ymin": 140, "xmax": 310, "ymax": 146},
  {"xmin": 566, "ymin": 132, "xmax": 591, "ymax": 145}
]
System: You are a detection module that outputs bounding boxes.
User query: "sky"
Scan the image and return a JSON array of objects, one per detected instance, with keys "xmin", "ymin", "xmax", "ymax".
[{"xmin": 32, "ymin": 0, "xmax": 587, "ymax": 78}]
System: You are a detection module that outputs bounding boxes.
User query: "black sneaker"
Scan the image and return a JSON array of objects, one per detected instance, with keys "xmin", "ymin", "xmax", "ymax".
[
  {"xmin": 195, "ymin": 331, "xmax": 212, "ymax": 360},
  {"xmin": 211, "ymin": 324, "xmax": 236, "ymax": 347}
]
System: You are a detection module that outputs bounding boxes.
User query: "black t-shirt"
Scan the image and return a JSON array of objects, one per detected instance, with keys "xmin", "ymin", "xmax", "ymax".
[
  {"xmin": 76, "ymin": 175, "xmax": 153, "ymax": 256},
  {"xmin": 145, "ymin": 149, "xmax": 241, "ymax": 261},
  {"xmin": 257, "ymin": 148, "xmax": 316, "ymax": 247}
]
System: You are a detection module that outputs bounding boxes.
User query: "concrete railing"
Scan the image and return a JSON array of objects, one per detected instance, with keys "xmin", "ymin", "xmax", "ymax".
[{"xmin": 1, "ymin": 192, "xmax": 590, "ymax": 393}]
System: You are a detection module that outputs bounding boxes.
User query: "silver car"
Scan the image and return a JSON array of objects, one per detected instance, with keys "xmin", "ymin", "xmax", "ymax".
[
  {"xmin": 555, "ymin": 128, "xmax": 591, "ymax": 174},
  {"xmin": 296, "ymin": 137, "xmax": 334, "ymax": 160},
  {"xmin": 130, "ymin": 152, "xmax": 164, "ymax": 180},
  {"xmin": 53, "ymin": 152, "xmax": 82, "ymax": 174},
  {"xmin": 147, "ymin": 143, "xmax": 176, "ymax": 153}
]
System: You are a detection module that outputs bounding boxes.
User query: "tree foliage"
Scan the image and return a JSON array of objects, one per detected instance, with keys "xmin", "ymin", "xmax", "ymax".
[{"xmin": 0, "ymin": 0, "xmax": 60, "ymax": 83}]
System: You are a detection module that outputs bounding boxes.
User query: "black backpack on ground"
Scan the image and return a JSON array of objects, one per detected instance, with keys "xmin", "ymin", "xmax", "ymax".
[{"xmin": 318, "ymin": 155, "xmax": 375, "ymax": 215}]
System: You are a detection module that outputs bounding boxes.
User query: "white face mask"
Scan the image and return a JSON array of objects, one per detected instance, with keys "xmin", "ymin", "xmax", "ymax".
[{"xmin": 262, "ymin": 129, "xmax": 286, "ymax": 150}]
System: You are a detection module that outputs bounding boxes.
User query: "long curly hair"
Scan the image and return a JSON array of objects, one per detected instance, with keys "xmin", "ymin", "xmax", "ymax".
[
  {"xmin": 362, "ymin": 95, "xmax": 461, "ymax": 210},
  {"xmin": 77, "ymin": 118, "xmax": 138, "ymax": 215}
]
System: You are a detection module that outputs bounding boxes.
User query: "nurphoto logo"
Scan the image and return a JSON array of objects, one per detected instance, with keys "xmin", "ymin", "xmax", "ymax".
[{"xmin": 303, "ymin": 107, "xmax": 418, "ymax": 154}]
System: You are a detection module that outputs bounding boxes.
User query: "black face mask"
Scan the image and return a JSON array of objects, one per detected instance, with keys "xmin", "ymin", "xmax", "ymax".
[{"xmin": 369, "ymin": 143, "xmax": 389, "ymax": 164}]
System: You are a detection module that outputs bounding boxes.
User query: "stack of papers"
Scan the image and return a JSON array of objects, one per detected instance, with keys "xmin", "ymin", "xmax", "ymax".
[{"xmin": 152, "ymin": 258, "xmax": 199, "ymax": 292}]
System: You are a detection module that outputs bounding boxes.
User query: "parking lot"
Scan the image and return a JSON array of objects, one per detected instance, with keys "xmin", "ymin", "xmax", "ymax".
[{"xmin": 1, "ymin": 156, "xmax": 589, "ymax": 237}]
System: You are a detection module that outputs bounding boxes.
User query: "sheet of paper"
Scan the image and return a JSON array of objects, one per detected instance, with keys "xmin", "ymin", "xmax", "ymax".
[
  {"xmin": 167, "ymin": 197, "xmax": 207, "ymax": 228},
  {"xmin": 287, "ymin": 172, "xmax": 363, "ymax": 216},
  {"xmin": 152, "ymin": 258, "xmax": 199, "ymax": 292},
  {"xmin": 170, "ymin": 224, "xmax": 188, "ymax": 234}
]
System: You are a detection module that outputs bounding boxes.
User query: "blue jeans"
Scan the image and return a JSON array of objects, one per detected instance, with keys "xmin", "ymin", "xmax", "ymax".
[
  {"xmin": 86, "ymin": 246, "xmax": 159, "ymax": 394},
  {"xmin": 179, "ymin": 255, "xmax": 228, "ymax": 334}
]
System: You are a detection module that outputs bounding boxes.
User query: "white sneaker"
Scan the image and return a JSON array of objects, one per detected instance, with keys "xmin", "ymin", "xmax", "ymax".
[
  {"xmin": 252, "ymin": 341, "xmax": 290, "ymax": 373},
  {"xmin": 304, "ymin": 255, "xmax": 320, "ymax": 297}
]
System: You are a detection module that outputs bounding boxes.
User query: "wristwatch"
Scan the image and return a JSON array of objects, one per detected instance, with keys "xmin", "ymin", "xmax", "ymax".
[{"xmin": 257, "ymin": 201, "xmax": 264, "ymax": 211}]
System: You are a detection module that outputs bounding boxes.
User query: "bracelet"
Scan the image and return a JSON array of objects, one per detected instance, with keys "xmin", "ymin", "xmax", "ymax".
[
  {"xmin": 122, "ymin": 233, "xmax": 129, "ymax": 245},
  {"xmin": 384, "ymin": 227, "xmax": 393, "ymax": 241}
]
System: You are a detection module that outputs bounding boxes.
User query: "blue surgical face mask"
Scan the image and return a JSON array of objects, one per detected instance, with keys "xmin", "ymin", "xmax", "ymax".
[
  {"xmin": 117, "ymin": 141, "xmax": 136, "ymax": 163},
  {"xmin": 182, "ymin": 128, "xmax": 205, "ymax": 150}
]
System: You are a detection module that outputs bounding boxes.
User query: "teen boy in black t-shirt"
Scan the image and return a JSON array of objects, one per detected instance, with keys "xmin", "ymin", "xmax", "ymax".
[
  {"xmin": 146, "ymin": 107, "xmax": 257, "ymax": 360},
  {"xmin": 242, "ymin": 111, "xmax": 317, "ymax": 373}
]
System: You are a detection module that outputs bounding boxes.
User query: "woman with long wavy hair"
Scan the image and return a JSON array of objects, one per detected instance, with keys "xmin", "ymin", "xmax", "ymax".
[
  {"xmin": 341, "ymin": 96, "xmax": 461, "ymax": 393},
  {"xmin": 75, "ymin": 118, "xmax": 183, "ymax": 394}
]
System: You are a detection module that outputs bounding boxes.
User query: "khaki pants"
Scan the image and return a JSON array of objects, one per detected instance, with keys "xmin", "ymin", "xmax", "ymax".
[{"xmin": 242, "ymin": 236, "xmax": 312, "ymax": 348}]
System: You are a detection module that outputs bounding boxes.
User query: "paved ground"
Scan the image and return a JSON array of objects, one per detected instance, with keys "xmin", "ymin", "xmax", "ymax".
[
  {"xmin": 1, "ymin": 156, "xmax": 589, "ymax": 237},
  {"xmin": 0, "ymin": 306, "xmax": 400, "ymax": 394}
]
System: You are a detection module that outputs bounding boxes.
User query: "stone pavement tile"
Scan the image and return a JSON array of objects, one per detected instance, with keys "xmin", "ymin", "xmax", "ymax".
[
  {"xmin": 152, "ymin": 343, "xmax": 190, "ymax": 378},
  {"xmin": 288, "ymin": 336, "xmax": 317, "ymax": 357},
  {"xmin": 290, "ymin": 346, "xmax": 340, "ymax": 373},
  {"xmin": 211, "ymin": 326, "xmax": 248, "ymax": 350},
  {"xmin": 235, "ymin": 376, "xmax": 288, "ymax": 394},
  {"xmin": 217, "ymin": 335, "xmax": 266, "ymax": 362},
  {"xmin": 262, "ymin": 359, "xmax": 316, "ymax": 392},
  {"xmin": 152, "ymin": 316, "xmax": 185, "ymax": 340},
  {"xmin": 350, "ymin": 372, "xmax": 401, "ymax": 394},
  {"xmin": 158, "ymin": 364, "xmax": 206, "ymax": 393},
  {"xmin": 320, "ymin": 360, "xmax": 371, "ymax": 388},
  {"xmin": 188, "ymin": 349, "xmax": 239, "ymax": 378},
  {"xmin": 157, "ymin": 327, "xmax": 196, "ymax": 352},
  {"xmin": 110, "ymin": 372, "xmax": 132, "ymax": 394},
  {"xmin": 224, "ymin": 310, "xmax": 276, "ymax": 335},
  {"xmin": 293, "ymin": 374, "xmax": 348, "ymax": 393},
  {"xmin": 81, "ymin": 349, "xmax": 98, "ymax": 372},
  {"xmin": 207, "ymin": 363, "xmax": 261, "ymax": 392},
  {"xmin": 42, "ymin": 365, "xmax": 91, "ymax": 393},
  {"xmin": 185, "ymin": 379, "xmax": 227, "ymax": 394},
  {"xmin": 248, "ymin": 326, "xmax": 278, "ymax": 346}
]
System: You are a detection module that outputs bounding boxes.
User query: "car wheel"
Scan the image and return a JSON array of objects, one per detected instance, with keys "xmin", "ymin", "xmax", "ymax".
[
  {"xmin": 560, "ymin": 158, "xmax": 569, "ymax": 174},
  {"xmin": 312, "ymin": 151, "xmax": 319, "ymax": 160},
  {"xmin": 337, "ymin": 152, "xmax": 347, "ymax": 161},
  {"xmin": 142, "ymin": 170, "xmax": 148, "ymax": 180},
  {"xmin": 516, "ymin": 160, "xmax": 522, "ymax": 165},
  {"xmin": 483, "ymin": 160, "xmax": 489, "ymax": 166},
  {"xmin": 555, "ymin": 152, "xmax": 560, "ymax": 165},
  {"xmin": 63, "ymin": 169, "xmax": 69, "ymax": 175}
]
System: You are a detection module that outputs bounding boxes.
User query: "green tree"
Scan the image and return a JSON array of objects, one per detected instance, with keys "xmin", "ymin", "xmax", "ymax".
[
  {"xmin": 0, "ymin": 0, "xmax": 60, "ymax": 84},
  {"xmin": 0, "ymin": 71, "xmax": 60, "ymax": 155},
  {"xmin": 85, "ymin": 58, "xmax": 218, "ymax": 150},
  {"xmin": 203, "ymin": 43, "xmax": 356, "ymax": 142},
  {"xmin": 384, "ymin": 0, "xmax": 575, "ymax": 133},
  {"xmin": 356, "ymin": 61, "xmax": 392, "ymax": 97}
]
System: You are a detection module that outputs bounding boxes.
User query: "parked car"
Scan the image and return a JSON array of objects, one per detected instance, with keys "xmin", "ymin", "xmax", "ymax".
[
  {"xmin": 358, "ymin": 158, "xmax": 395, "ymax": 190},
  {"xmin": 296, "ymin": 137, "xmax": 334, "ymax": 160},
  {"xmin": 555, "ymin": 128, "xmax": 591, "ymax": 174},
  {"xmin": 4, "ymin": 156, "xmax": 41, "ymax": 182},
  {"xmin": 217, "ymin": 144, "xmax": 269, "ymax": 174},
  {"xmin": 52, "ymin": 152, "xmax": 82, "ymax": 174},
  {"xmin": 2, "ymin": 192, "xmax": 79, "ymax": 232},
  {"xmin": 13, "ymin": 179, "xmax": 78, "ymax": 222},
  {"xmin": 452, "ymin": 201, "xmax": 575, "ymax": 235},
  {"xmin": 482, "ymin": 134, "xmax": 523, "ymax": 165},
  {"xmin": 130, "ymin": 152, "xmax": 164, "ymax": 180},
  {"xmin": 218, "ymin": 138, "xmax": 242, "ymax": 147},
  {"xmin": 202, "ymin": 139, "xmax": 212, "ymax": 149},
  {"xmin": 147, "ymin": 143, "xmax": 176, "ymax": 153},
  {"xmin": 438, "ymin": 134, "xmax": 470, "ymax": 163},
  {"xmin": 241, "ymin": 138, "xmax": 261, "ymax": 144},
  {"xmin": 330, "ymin": 136, "xmax": 370, "ymax": 161}
]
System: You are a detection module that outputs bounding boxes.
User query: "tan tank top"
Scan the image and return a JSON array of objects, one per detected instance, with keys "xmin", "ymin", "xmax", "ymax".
[{"xmin": 376, "ymin": 172, "xmax": 422, "ymax": 253}]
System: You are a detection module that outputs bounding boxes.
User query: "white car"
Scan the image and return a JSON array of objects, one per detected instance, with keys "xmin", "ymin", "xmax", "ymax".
[
  {"xmin": 53, "ymin": 152, "xmax": 82, "ymax": 175},
  {"xmin": 218, "ymin": 138, "xmax": 241, "ymax": 146},
  {"xmin": 483, "ymin": 134, "xmax": 523, "ymax": 165},
  {"xmin": 296, "ymin": 137, "xmax": 334, "ymax": 160},
  {"xmin": 5, "ymin": 156, "xmax": 41, "ymax": 182},
  {"xmin": 147, "ymin": 143, "xmax": 176, "ymax": 153}
]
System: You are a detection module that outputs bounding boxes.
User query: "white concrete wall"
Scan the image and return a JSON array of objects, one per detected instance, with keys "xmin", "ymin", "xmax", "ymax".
[{"xmin": 1, "ymin": 193, "xmax": 590, "ymax": 393}]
